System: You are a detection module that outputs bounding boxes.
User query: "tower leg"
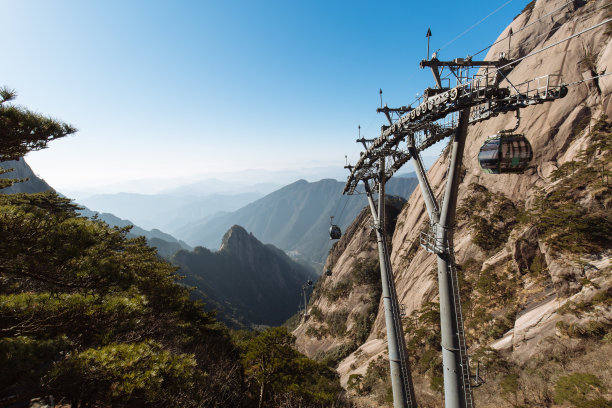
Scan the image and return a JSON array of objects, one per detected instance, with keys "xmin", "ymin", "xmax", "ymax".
[
  {"xmin": 364, "ymin": 173, "xmax": 417, "ymax": 408},
  {"xmin": 409, "ymin": 108, "xmax": 473, "ymax": 407}
]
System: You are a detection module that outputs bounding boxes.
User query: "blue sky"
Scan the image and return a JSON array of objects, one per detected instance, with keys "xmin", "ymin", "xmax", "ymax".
[{"xmin": 2, "ymin": 0, "xmax": 528, "ymax": 193}]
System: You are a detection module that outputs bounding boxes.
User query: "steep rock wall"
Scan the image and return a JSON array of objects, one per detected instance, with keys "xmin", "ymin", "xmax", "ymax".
[{"xmin": 296, "ymin": 1, "xmax": 612, "ymax": 406}]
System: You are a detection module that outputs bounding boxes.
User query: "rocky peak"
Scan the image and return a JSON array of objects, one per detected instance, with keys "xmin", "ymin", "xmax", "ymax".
[
  {"xmin": 0, "ymin": 158, "xmax": 53, "ymax": 194},
  {"xmin": 220, "ymin": 225, "xmax": 259, "ymax": 252}
]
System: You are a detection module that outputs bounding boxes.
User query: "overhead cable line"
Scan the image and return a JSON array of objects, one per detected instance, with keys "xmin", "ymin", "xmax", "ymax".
[
  {"xmin": 470, "ymin": 0, "xmax": 575, "ymax": 58},
  {"xmin": 566, "ymin": 72, "xmax": 612, "ymax": 87},
  {"xmin": 337, "ymin": 193, "xmax": 350, "ymax": 221},
  {"xmin": 495, "ymin": 17, "xmax": 612, "ymax": 71},
  {"xmin": 438, "ymin": 0, "xmax": 515, "ymax": 52},
  {"xmin": 501, "ymin": 2, "xmax": 612, "ymax": 58}
]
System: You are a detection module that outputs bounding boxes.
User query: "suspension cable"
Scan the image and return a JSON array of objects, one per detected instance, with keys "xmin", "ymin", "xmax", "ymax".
[
  {"xmin": 470, "ymin": 0, "xmax": 575, "ymax": 58},
  {"xmin": 336, "ymin": 192, "xmax": 351, "ymax": 222},
  {"xmin": 438, "ymin": 0, "xmax": 516, "ymax": 52},
  {"xmin": 474, "ymin": 2, "xmax": 612, "ymax": 60},
  {"xmin": 566, "ymin": 72, "xmax": 612, "ymax": 87},
  {"xmin": 495, "ymin": 17, "xmax": 612, "ymax": 71}
]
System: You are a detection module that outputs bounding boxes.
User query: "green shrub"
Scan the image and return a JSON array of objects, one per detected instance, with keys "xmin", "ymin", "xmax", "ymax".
[
  {"xmin": 310, "ymin": 305, "xmax": 324, "ymax": 322},
  {"xmin": 351, "ymin": 258, "xmax": 380, "ymax": 286},
  {"xmin": 361, "ymin": 355, "xmax": 390, "ymax": 399},
  {"xmin": 500, "ymin": 373, "xmax": 520, "ymax": 406},
  {"xmin": 458, "ymin": 184, "xmax": 519, "ymax": 253},
  {"xmin": 556, "ymin": 320, "xmax": 610, "ymax": 339},
  {"xmin": 313, "ymin": 342, "xmax": 357, "ymax": 368},
  {"xmin": 347, "ymin": 373, "xmax": 364, "ymax": 394},
  {"xmin": 351, "ymin": 312, "xmax": 376, "ymax": 344},
  {"xmin": 554, "ymin": 373, "xmax": 609, "ymax": 407},
  {"xmin": 326, "ymin": 310, "xmax": 349, "ymax": 337},
  {"xmin": 324, "ymin": 280, "xmax": 353, "ymax": 302}
]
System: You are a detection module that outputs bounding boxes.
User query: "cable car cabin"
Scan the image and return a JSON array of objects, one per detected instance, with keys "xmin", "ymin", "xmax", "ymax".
[
  {"xmin": 329, "ymin": 224, "xmax": 341, "ymax": 240},
  {"xmin": 478, "ymin": 133, "xmax": 533, "ymax": 174}
]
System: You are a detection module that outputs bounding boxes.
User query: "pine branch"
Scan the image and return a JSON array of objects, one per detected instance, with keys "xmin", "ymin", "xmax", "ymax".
[{"xmin": 0, "ymin": 86, "xmax": 16, "ymax": 104}]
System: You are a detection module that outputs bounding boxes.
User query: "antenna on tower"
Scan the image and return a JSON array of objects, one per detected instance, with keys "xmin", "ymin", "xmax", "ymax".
[
  {"xmin": 426, "ymin": 28, "xmax": 432, "ymax": 60},
  {"xmin": 344, "ymin": 155, "xmax": 353, "ymax": 172}
]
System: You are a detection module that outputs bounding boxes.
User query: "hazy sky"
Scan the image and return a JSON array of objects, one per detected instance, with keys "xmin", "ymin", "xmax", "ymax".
[{"xmin": 2, "ymin": 0, "xmax": 527, "ymax": 193}]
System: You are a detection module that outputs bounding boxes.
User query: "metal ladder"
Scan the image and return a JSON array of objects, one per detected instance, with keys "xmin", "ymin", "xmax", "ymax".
[
  {"xmin": 448, "ymin": 250, "xmax": 474, "ymax": 408},
  {"xmin": 419, "ymin": 224, "xmax": 474, "ymax": 408},
  {"xmin": 384, "ymin": 246, "xmax": 417, "ymax": 407}
]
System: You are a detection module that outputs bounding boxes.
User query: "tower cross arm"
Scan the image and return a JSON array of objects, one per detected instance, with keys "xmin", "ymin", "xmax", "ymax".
[{"xmin": 419, "ymin": 58, "xmax": 512, "ymax": 69}]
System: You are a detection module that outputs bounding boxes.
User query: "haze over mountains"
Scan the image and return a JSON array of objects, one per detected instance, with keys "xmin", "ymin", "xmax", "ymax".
[
  {"xmin": 78, "ymin": 190, "xmax": 266, "ymax": 232},
  {"xmin": 175, "ymin": 177, "xmax": 418, "ymax": 264},
  {"xmin": 72, "ymin": 166, "xmax": 419, "ymax": 265},
  {"xmin": 0, "ymin": 159, "xmax": 191, "ymax": 257}
]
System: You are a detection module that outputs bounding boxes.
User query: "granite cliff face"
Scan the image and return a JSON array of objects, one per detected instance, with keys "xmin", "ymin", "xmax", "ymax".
[
  {"xmin": 294, "ymin": 1, "xmax": 612, "ymax": 406},
  {"xmin": 293, "ymin": 198, "xmax": 404, "ymax": 360}
]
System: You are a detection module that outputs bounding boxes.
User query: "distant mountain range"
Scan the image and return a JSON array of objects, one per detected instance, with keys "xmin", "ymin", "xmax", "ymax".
[
  {"xmin": 78, "ymin": 191, "xmax": 265, "ymax": 232},
  {"xmin": 77, "ymin": 207, "xmax": 192, "ymax": 258},
  {"xmin": 0, "ymin": 158, "xmax": 190, "ymax": 258},
  {"xmin": 175, "ymin": 177, "xmax": 418, "ymax": 264},
  {"xmin": 173, "ymin": 225, "xmax": 316, "ymax": 327}
]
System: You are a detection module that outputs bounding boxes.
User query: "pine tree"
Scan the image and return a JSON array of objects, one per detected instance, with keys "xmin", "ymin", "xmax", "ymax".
[{"xmin": 0, "ymin": 87, "xmax": 76, "ymax": 189}]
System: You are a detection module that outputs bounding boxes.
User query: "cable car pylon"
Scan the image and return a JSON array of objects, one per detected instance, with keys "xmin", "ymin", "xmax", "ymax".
[{"xmin": 343, "ymin": 46, "xmax": 568, "ymax": 406}]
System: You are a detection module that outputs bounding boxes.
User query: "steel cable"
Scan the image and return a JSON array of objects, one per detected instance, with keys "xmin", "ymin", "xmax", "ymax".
[
  {"xmin": 469, "ymin": 0, "xmax": 575, "ymax": 58},
  {"xmin": 566, "ymin": 72, "xmax": 612, "ymax": 86},
  {"xmin": 438, "ymin": 0, "xmax": 516, "ymax": 53},
  {"xmin": 495, "ymin": 17, "xmax": 612, "ymax": 71}
]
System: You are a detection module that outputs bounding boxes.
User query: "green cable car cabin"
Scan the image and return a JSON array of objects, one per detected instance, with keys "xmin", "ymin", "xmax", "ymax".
[{"xmin": 478, "ymin": 133, "xmax": 533, "ymax": 174}]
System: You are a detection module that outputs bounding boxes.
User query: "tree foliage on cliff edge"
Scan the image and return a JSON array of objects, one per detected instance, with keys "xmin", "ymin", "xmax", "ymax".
[
  {"xmin": 236, "ymin": 327, "xmax": 345, "ymax": 408},
  {"xmin": 526, "ymin": 118, "xmax": 611, "ymax": 255}
]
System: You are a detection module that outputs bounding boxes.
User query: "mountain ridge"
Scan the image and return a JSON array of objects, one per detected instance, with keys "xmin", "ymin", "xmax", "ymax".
[
  {"xmin": 173, "ymin": 224, "xmax": 317, "ymax": 328},
  {"xmin": 175, "ymin": 177, "xmax": 418, "ymax": 263}
]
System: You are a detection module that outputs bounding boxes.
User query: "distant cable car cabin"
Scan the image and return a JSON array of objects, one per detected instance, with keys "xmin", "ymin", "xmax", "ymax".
[
  {"xmin": 329, "ymin": 225, "xmax": 341, "ymax": 240},
  {"xmin": 478, "ymin": 133, "xmax": 533, "ymax": 174},
  {"xmin": 329, "ymin": 216, "xmax": 341, "ymax": 240}
]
